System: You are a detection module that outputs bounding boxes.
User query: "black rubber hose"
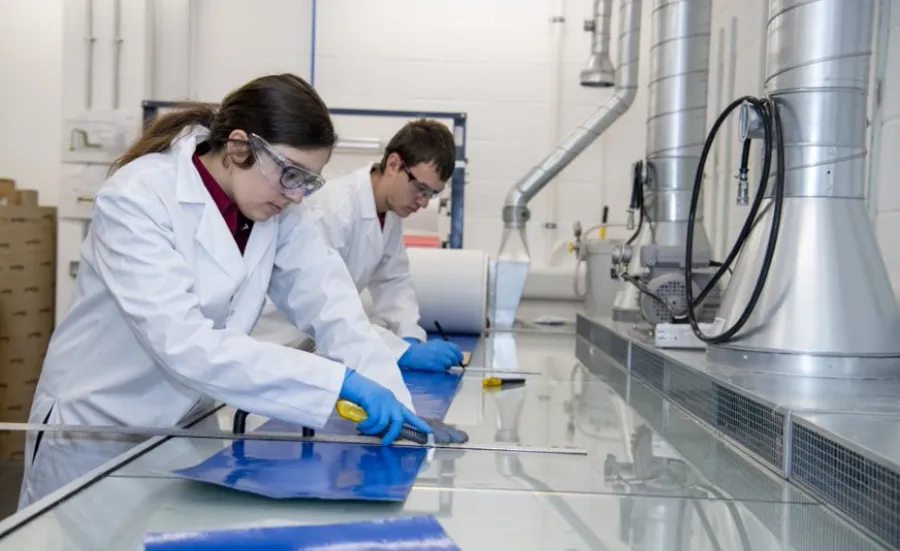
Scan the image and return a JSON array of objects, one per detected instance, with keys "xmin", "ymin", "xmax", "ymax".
[
  {"xmin": 684, "ymin": 98, "xmax": 770, "ymax": 338},
  {"xmin": 626, "ymin": 160, "xmax": 645, "ymax": 246},
  {"xmin": 684, "ymin": 96, "xmax": 785, "ymax": 344},
  {"xmin": 693, "ymin": 137, "xmax": 760, "ymax": 305}
]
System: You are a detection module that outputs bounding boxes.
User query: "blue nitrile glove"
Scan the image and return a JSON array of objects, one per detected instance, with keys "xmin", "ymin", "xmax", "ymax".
[
  {"xmin": 398, "ymin": 338, "xmax": 465, "ymax": 371},
  {"xmin": 339, "ymin": 368, "xmax": 432, "ymax": 445},
  {"xmin": 424, "ymin": 418, "xmax": 470, "ymax": 444}
]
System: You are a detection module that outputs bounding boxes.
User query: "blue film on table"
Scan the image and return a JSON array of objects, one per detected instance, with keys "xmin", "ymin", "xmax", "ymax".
[
  {"xmin": 144, "ymin": 515, "xmax": 461, "ymax": 551},
  {"xmin": 170, "ymin": 338, "xmax": 473, "ymax": 501}
]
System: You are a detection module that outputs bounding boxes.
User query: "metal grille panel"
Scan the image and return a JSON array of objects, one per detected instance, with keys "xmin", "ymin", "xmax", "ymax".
[
  {"xmin": 631, "ymin": 345, "xmax": 665, "ymax": 390},
  {"xmin": 577, "ymin": 314, "xmax": 900, "ymax": 548},
  {"xmin": 791, "ymin": 422, "xmax": 900, "ymax": 550},
  {"xmin": 576, "ymin": 337, "xmax": 628, "ymax": 395},
  {"xmin": 666, "ymin": 360, "xmax": 718, "ymax": 421},
  {"xmin": 704, "ymin": 384, "xmax": 785, "ymax": 471},
  {"xmin": 591, "ymin": 321, "xmax": 630, "ymax": 366}
]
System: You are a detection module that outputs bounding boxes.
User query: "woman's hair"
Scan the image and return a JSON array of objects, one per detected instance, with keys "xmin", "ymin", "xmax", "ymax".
[{"xmin": 110, "ymin": 73, "xmax": 337, "ymax": 173}]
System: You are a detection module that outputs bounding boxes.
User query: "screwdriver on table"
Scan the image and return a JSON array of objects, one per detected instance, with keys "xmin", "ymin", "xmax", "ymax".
[{"xmin": 482, "ymin": 377, "xmax": 527, "ymax": 389}]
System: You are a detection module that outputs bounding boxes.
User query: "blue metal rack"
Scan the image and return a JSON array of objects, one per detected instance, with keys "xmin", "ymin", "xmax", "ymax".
[{"xmin": 141, "ymin": 100, "xmax": 468, "ymax": 248}]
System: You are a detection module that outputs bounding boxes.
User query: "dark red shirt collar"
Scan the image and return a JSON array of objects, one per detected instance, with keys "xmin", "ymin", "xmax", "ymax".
[{"xmin": 192, "ymin": 154, "xmax": 253, "ymax": 254}]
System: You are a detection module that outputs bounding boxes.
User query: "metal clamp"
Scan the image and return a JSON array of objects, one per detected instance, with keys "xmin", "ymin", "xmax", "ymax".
[{"xmin": 738, "ymin": 101, "xmax": 766, "ymax": 140}]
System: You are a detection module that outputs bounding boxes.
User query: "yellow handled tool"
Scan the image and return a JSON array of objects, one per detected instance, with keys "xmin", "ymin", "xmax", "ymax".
[
  {"xmin": 482, "ymin": 377, "xmax": 527, "ymax": 389},
  {"xmin": 335, "ymin": 399, "xmax": 432, "ymax": 445}
]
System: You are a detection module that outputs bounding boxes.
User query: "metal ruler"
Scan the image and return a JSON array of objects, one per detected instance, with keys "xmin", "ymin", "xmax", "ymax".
[{"xmin": 0, "ymin": 422, "xmax": 586, "ymax": 456}]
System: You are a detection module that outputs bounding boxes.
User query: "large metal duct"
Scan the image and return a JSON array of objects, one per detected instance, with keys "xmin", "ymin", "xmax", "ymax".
[
  {"xmin": 489, "ymin": 0, "xmax": 643, "ymax": 329},
  {"xmin": 580, "ymin": 0, "xmax": 616, "ymax": 87},
  {"xmin": 709, "ymin": 0, "xmax": 900, "ymax": 377},
  {"xmin": 612, "ymin": 0, "xmax": 715, "ymax": 323}
]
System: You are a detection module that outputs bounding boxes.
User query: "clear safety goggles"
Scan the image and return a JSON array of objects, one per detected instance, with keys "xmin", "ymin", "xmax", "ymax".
[
  {"xmin": 249, "ymin": 133, "xmax": 326, "ymax": 197},
  {"xmin": 401, "ymin": 166, "xmax": 442, "ymax": 200}
]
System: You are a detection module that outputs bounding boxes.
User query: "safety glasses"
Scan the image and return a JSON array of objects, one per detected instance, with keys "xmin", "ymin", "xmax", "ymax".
[
  {"xmin": 400, "ymin": 166, "xmax": 441, "ymax": 200},
  {"xmin": 247, "ymin": 134, "xmax": 326, "ymax": 197}
]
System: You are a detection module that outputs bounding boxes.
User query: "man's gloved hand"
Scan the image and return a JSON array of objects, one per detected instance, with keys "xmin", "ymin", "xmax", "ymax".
[
  {"xmin": 339, "ymin": 368, "xmax": 432, "ymax": 445},
  {"xmin": 398, "ymin": 338, "xmax": 464, "ymax": 371},
  {"xmin": 423, "ymin": 418, "xmax": 469, "ymax": 444}
]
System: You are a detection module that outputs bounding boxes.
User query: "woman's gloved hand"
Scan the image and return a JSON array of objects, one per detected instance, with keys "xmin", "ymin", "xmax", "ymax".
[
  {"xmin": 339, "ymin": 368, "xmax": 432, "ymax": 445},
  {"xmin": 398, "ymin": 338, "xmax": 464, "ymax": 371},
  {"xmin": 423, "ymin": 418, "xmax": 470, "ymax": 444}
]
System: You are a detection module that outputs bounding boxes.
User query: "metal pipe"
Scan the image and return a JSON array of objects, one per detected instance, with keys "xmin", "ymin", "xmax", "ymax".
[
  {"xmin": 645, "ymin": 0, "xmax": 712, "ymax": 224},
  {"xmin": 581, "ymin": 0, "xmax": 616, "ymax": 87},
  {"xmin": 710, "ymin": 0, "xmax": 900, "ymax": 375},
  {"xmin": 84, "ymin": 0, "xmax": 96, "ymax": 110},
  {"xmin": 187, "ymin": 0, "xmax": 199, "ymax": 99},
  {"xmin": 866, "ymin": 0, "xmax": 891, "ymax": 223},
  {"xmin": 501, "ymin": 0, "xmax": 642, "ymax": 231},
  {"xmin": 715, "ymin": 16, "xmax": 738, "ymax": 260},
  {"xmin": 766, "ymin": 0, "xmax": 872, "ymax": 199},
  {"xmin": 112, "ymin": 0, "xmax": 123, "ymax": 110}
]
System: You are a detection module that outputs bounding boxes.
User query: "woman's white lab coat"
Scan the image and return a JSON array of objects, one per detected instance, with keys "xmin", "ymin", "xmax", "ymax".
[
  {"xmin": 17, "ymin": 127, "xmax": 413, "ymax": 509},
  {"xmin": 306, "ymin": 165, "xmax": 428, "ymax": 358}
]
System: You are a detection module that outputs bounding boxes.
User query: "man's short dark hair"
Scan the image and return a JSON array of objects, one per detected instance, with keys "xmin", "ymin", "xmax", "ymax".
[{"xmin": 379, "ymin": 119, "xmax": 456, "ymax": 181}]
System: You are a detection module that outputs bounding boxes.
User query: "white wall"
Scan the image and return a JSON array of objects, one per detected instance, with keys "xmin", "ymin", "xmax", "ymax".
[
  {"xmin": 3, "ymin": 0, "xmax": 899, "ymax": 315},
  {"xmin": 152, "ymin": 0, "xmax": 651, "ymax": 260},
  {"xmin": 0, "ymin": 1, "xmax": 64, "ymax": 204}
]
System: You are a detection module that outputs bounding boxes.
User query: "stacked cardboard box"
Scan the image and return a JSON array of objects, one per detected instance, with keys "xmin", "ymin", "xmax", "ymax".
[{"xmin": 0, "ymin": 179, "xmax": 56, "ymax": 460}]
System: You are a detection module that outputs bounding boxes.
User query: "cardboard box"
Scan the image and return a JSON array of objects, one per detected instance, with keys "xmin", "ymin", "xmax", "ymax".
[{"xmin": 0, "ymin": 179, "xmax": 56, "ymax": 460}]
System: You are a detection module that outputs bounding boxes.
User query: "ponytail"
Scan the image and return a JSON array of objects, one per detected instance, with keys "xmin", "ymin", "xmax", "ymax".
[{"xmin": 109, "ymin": 103, "xmax": 216, "ymax": 174}]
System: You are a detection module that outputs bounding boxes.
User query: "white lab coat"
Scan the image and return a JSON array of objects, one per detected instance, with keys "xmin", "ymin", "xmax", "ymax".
[
  {"xmin": 306, "ymin": 165, "xmax": 428, "ymax": 359},
  {"xmin": 18, "ymin": 127, "xmax": 413, "ymax": 509}
]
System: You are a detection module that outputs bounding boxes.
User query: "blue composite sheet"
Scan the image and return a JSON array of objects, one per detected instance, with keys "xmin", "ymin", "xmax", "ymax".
[
  {"xmin": 143, "ymin": 515, "xmax": 461, "ymax": 550},
  {"xmin": 170, "ymin": 369, "xmax": 464, "ymax": 501},
  {"xmin": 424, "ymin": 331, "xmax": 481, "ymax": 352}
]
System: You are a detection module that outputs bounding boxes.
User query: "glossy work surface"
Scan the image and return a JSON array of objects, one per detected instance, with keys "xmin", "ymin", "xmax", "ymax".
[{"xmin": 0, "ymin": 329, "xmax": 886, "ymax": 550}]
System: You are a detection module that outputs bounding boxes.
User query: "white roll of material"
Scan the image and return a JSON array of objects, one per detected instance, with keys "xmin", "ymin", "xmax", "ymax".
[
  {"xmin": 253, "ymin": 248, "xmax": 489, "ymax": 347},
  {"xmin": 406, "ymin": 248, "xmax": 489, "ymax": 334}
]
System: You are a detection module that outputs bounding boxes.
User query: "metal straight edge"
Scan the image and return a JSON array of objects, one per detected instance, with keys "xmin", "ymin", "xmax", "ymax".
[
  {"xmin": 0, "ymin": 406, "xmax": 225, "ymax": 540},
  {"xmin": 461, "ymin": 367, "xmax": 544, "ymax": 376},
  {"xmin": 0, "ymin": 422, "xmax": 587, "ymax": 456}
]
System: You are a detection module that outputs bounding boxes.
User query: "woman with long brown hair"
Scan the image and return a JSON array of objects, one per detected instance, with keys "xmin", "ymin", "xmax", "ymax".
[{"xmin": 19, "ymin": 74, "xmax": 430, "ymax": 509}]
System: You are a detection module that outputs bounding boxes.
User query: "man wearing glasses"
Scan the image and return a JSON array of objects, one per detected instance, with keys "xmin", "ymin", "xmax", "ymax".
[{"xmin": 306, "ymin": 119, "xmax": 464, "ymax": 372}]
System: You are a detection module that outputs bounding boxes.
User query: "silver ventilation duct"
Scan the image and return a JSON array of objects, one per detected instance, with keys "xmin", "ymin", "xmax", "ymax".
[
  {"xmin": 709, "ymin": 0, "xmax": 900, "ymax": 377},
  {"xmin": 489, "ymin": 0, "xmax": 643, "ymax": 329},
  {"xmin": 580, "ymin": 0, "xmax": 616, "ymax": 88},
  {"xmin": 612, "ymin": 0, "xmax": 715, "ymax": 323}
]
